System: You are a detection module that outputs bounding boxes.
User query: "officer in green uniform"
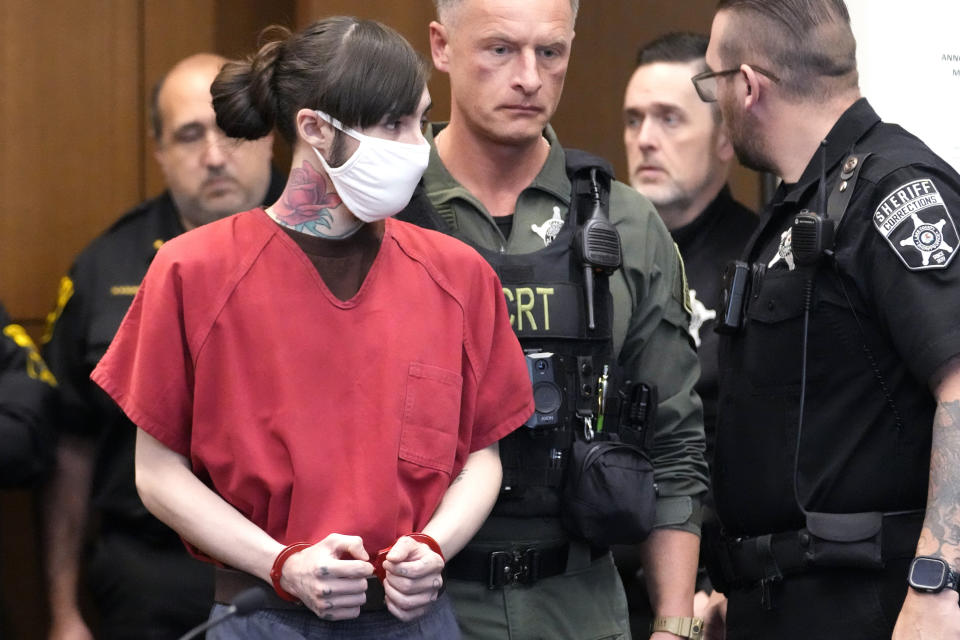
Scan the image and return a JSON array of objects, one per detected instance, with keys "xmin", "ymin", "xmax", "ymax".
[{"xmin": 398, "ymin": 1, "xmax": 709, "ymax": 638}]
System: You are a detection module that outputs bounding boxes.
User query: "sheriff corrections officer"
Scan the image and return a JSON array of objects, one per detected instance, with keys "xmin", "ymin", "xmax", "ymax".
[{"xmin": 698, "ymin": 0, "xmax": 960, "ymax": 638}]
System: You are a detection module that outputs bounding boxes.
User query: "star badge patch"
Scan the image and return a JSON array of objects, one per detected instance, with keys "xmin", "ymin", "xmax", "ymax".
[{"xmin": 874, "ymin": 178, "xmax": 958, "ymax": 270}]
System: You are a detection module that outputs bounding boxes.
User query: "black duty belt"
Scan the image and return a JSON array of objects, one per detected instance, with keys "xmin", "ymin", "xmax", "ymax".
[
  {"xmin": 445, "ymin": 543, "xmax": 608, "ymax": 589},
  {"xmin": 705, "ymin": 510, "xmax": 923, "ymax": 604},
  {"xmin": 214, "ymin": 567, "xmax": 387, "ymax": 613}
]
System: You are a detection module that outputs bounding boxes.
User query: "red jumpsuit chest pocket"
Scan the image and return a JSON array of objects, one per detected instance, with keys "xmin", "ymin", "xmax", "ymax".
[{"xmin": 399, "ymin": 362, "xmax": 463, "ymax": 475}]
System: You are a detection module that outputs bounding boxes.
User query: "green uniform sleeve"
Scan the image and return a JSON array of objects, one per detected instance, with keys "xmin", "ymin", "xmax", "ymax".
[{"xmin": 608, "ymin": 182, "xmax": 709, "ymax": 535}]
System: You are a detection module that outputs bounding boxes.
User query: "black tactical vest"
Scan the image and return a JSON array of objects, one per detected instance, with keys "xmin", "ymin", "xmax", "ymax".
[{"xmin": 398, "ymin": 150, "xmax": 621, "ymax": 517}]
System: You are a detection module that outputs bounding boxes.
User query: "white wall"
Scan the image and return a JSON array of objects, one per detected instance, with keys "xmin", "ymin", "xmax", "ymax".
[{"xmin": 847, "ymin": 0, "xmax": 960, "ymax": 171}]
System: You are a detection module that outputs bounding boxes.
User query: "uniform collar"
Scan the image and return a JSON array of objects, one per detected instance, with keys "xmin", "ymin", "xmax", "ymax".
[
  {"xmin": 158, "ymin": 191, "xmax": 188, "ymax": 239},
  {"xmin": 671, "ymin": 185, "xmax": 735, "ymax": 246},
  {"xmin": 776, "ymin": 98, "xmax": 881, "ymax": 207},
  {"xmin": 422, "ymin": 123, "xmax": 571, "ymax": 209}
]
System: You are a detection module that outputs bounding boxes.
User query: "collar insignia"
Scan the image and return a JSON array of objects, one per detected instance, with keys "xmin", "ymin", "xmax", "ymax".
[{"xmin": 531, "ymin": 206, "xmax": 564, "ymax": 247}]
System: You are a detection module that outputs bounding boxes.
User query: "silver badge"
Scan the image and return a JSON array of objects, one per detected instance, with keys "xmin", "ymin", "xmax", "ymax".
[
  {"xmin": 687, "ymin": 289, "xmax": 716, "ymax": 348},
  {"xmin": 531, "ymin": 206, "xmax": 564, "ymax": 246},
  {"xmin": 768, "ymin": 227, "xmax": 796, "ymax": 270}
]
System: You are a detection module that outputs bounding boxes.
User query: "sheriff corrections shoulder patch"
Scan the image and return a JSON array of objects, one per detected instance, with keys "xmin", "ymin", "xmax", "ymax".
[{"xmin": 873, "ymin": 178, "xmax": 958, "ymax": 270}]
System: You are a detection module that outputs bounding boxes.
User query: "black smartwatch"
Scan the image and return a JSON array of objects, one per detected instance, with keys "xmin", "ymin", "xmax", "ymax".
[{"xmin": 908, "ymin": 556, "xmax": 960, "ymax": 594}]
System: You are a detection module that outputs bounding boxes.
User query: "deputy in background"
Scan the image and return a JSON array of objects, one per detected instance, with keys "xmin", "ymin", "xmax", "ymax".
[
  {"xmin": 42, "ymin": 53, "xmax": 279, "ymax": 639},
  {"xmin": 618, "ymin": 31, "xmax": 756, "ymax": 636},
  {"xmin": 623, "ymin": 31, "xmax": 755, "ymax": 448},
  {"xmin": 700, "ymin": 0, "xmax": 960, "ymax": 637}
]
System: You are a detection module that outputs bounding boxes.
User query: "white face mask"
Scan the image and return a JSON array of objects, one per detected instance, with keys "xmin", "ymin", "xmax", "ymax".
[{"xmin": 312, "ymin": 110, "xmax": 430, "ymax": 223}]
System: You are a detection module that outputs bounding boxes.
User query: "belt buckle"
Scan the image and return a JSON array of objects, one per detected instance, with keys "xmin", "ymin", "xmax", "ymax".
[{"xmin": 487, "ymin": 548, "xmax": 541, "ymax": 589}]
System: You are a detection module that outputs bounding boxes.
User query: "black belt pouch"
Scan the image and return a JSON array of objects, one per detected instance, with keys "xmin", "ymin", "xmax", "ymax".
[
  {"xmin": 804, "ymin": 511, "xmax": 884, "ymax": 570},
  {"xmin": 561, "ymin": 434, "xmax": 656, "ymax": 546}
]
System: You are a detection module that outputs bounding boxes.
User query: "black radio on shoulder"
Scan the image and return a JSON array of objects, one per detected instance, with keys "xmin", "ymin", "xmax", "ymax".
[
  {"xmin": 791, "ymin": 209, "xmax": 834, "ymax": 267},
  {"xmin": 575, "ymin": 167, "xmax": 621, "ymax": 331},
  {"xmin": 791, "ymin": 139, "xmax": 834, "ymax": 267}
]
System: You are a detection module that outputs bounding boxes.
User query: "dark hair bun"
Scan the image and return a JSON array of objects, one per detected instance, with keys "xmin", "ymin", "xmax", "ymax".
[
  {"xmin": 214, "ymin": 19, "xmax": 427, "ymax": 144},
  {"xmin": 211, "ymin": 30, "xmax": 288, "ymax": 140}
]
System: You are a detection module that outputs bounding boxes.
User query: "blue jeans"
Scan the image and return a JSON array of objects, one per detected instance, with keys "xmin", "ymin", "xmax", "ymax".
[{"xmin": 208, "ymin": 593, "xmax": 460, "ymax": 639}]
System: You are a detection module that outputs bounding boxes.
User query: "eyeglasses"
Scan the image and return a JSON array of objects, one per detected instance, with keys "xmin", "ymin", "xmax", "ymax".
[{"xmin": 691, "ymin": 65, "xmax": 780, "ymax": 102}]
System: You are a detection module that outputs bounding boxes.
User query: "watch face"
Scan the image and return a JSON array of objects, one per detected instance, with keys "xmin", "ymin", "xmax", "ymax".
[{"xmin": 910, "ymin": 557, "xmax": 947, "ymax": 591}]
